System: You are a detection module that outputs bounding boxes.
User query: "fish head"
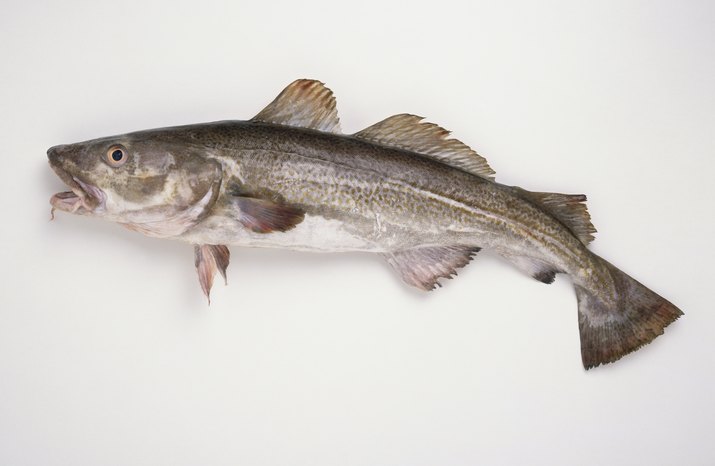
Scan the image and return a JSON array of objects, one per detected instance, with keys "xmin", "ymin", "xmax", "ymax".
[{"xmin": 48, "ymin": 133, "xmax": 222, "ymax": 237}]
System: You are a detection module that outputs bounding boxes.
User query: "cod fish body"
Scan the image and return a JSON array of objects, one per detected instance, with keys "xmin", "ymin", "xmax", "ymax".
[{"xmin": 48, "ymin": 79, "xmax": 682, "ymax": 369}]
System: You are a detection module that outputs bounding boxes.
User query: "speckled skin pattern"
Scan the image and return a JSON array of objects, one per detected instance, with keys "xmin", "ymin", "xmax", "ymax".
[
  {"xmin": 174, "ymin": 121, "xmax": 591, "ymax": 271},
  {"xmin": 48, "ymin": 116, "xmax": 682, "ymax": 369}
]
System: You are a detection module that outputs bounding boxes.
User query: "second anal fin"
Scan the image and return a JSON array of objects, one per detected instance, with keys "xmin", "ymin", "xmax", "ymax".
[
  {"xmin": 503, "ymin": 254, "xmax": 560, "ymax": 284},
  {"xmin": 383, "ymin": 245, "xmax": 481, "ymax": 291}
]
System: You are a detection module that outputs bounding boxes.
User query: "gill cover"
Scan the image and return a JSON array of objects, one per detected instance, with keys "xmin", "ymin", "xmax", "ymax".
[{"xmin": 49, "ymin": 137, "xmax": 223, "ymax": 238}]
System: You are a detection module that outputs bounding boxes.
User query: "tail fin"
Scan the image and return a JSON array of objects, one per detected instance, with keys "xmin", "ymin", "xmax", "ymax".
[{"xmin": 576, "ymin": 258, "xmax": 683, "ymax": 369}]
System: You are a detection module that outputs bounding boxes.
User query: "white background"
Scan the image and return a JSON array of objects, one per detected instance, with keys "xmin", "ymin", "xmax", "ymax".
[{"xmin": 1, "ymin": 1, "xmax": 714, "ymax": 465}]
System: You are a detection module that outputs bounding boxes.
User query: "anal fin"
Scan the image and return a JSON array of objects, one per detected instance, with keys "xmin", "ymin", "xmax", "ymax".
[{"xmin": 383, "ymin": 245, "xmax": 480, "ymax": 291}]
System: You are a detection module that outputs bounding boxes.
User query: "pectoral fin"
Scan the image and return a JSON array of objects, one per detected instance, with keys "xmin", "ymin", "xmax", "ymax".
[
  {"xmin": 233, "ymin": 196, "xmax": 305, "ymax": 233},
  {"xmin": 194, "ymin": 244, "xmax": 230, "ymax": 303}
]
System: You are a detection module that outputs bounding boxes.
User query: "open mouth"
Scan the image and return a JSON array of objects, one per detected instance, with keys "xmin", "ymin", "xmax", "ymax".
[{"xmin": 49, "ymin": 164, "xmax": 105, "ymax": 218}]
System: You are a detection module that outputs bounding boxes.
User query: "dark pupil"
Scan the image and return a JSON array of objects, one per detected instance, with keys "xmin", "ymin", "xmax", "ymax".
[{"xmin": 111, "ymin": 149, "xmax": 124, "ymax": 162}]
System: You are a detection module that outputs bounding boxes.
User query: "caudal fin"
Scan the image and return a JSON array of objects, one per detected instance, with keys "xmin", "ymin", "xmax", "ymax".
[{"xmin": 576, "ymin": 258, "xmax": 683, "ymax": 369}]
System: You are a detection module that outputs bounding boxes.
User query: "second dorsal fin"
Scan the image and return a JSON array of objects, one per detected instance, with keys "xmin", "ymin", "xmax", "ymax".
[
  {"xmin": 252, "ymin": 79, "xmax": 342, "ymax": 133},
  {"xmin": 354, "ymin": 114, "xmax": 495, "ymax": 179}
]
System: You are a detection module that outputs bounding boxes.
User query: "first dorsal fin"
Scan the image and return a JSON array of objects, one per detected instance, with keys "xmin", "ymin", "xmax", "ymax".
[
  {"xmin": 517, "ymin": 189, "xmax": 597, "ymax": 245},
  {"xmin": 252, "ymin": 79, "xmax": 342, "ymax": 133},
  {"xmin": 354, "ymin": 114, "xmax": 495, "ymax": 180}
]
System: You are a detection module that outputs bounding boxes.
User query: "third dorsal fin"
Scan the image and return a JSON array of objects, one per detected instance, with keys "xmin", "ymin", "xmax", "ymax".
[
  {"xmin": 517, "ymin": 189, "xmax": 597, "ymax": 245},
  {"xmin": 354, "ymin": 114, "xmax": 495, "ymax": 180},
  {"xmin": 252, "ymin": 79, "xmax": 342, "ymax": 133}
]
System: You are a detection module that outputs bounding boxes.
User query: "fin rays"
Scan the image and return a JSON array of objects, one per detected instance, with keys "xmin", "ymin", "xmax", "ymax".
[
  {"xmin": 383, "ymin": 245, "xmax": 481, "ymax": 291},
  {"xmin": 516, "ymin": 188, "xmax": 597, "ymax": 245},
  {"xmin": 194, "ymin": 244, "xmax": 230, "ymax": 303},
  {"xmin": 252, "ymin": 79, "xmax": 341, "ymax": 133},
  {"xmin": 253, "ymin": 80, "xmax": 494, "ymax": 179},
  {"xmin": 576, "ymin": 258, "xmax": 683, "ymax": 369},
  {"xmin": 355, "ymin": 114, "xmax": 495, "ymax": 179}
]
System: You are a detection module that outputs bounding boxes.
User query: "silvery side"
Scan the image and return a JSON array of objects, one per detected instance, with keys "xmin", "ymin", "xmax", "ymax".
[{"xmin": 47, "ymin": 79, "xmax": 682, "ymax": 369}]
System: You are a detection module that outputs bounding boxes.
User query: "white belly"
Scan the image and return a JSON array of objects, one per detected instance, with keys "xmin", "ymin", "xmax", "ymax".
[{"xmin": 178, "ymin": 214, "xmax": 381, "ymax": 252}]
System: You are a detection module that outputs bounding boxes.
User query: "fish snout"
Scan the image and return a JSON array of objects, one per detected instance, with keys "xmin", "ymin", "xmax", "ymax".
[{"xmin": 47, "ymin": 144, "xmax": 70, "ymax": 164}]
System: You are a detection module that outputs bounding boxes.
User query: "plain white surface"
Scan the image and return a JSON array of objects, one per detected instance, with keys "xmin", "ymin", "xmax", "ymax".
[{"xmin": 1, "ymin": 1, "xmax": 714, "ymax": 465}]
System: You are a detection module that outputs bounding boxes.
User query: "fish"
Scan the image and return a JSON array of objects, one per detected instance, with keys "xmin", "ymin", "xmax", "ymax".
[{"xmin": 48, "ymin": 79, "xmax": 682, "ymax": 369}]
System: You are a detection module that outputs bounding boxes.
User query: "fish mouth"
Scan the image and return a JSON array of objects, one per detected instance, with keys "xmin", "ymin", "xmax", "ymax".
[{"xmin": 49, "ymin": 163, "xmax": 106, "ymax": 217}]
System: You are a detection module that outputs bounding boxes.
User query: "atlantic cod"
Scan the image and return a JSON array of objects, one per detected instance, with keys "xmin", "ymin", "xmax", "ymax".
[{"xmin": 48, "ymin": 79, "xmax": 682, "ymax": 369}]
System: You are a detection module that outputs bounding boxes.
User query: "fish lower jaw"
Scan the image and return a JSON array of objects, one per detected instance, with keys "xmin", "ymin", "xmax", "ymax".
[
  {"xmin": 49, "ymin": 177, "xmax": 106, "ymax": 217},
  {"xmin": 50, "ymin": 191, "xmax": 90, "ymax": 215}
]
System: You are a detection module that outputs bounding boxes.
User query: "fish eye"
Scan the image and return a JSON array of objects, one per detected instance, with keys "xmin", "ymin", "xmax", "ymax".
[{"xmin": 105, "ymin": 145, "xmax": 128, "ymax": 167}]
